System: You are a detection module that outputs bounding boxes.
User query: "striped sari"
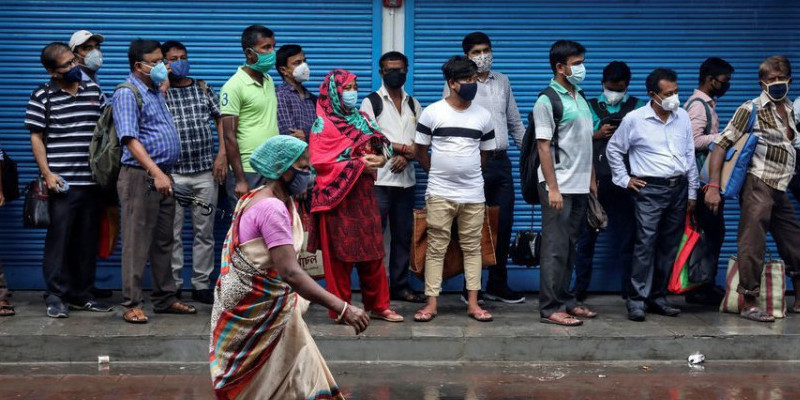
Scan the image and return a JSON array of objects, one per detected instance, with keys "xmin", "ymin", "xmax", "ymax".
[{"xmin": 210, "ymin": 190, "xmax": 344, "ymax": 400}]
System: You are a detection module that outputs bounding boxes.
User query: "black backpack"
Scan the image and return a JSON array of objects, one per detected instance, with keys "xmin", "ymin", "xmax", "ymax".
[
  {"xmin": 365, "ymin": 92, "xmax": 417, "ymax": 118},
  {"xmin": 588, "ymin": 96, "xmax": 639, "ymax": 179},
  {"xmin": 519, "ymin": 86, "xmax": 586, "ymax": 205}
]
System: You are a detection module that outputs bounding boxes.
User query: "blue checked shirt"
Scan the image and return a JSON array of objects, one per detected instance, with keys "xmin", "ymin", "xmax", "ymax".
[{"xmin": 113, "ymin": 74, "xmax": 180, "ymax": 169}]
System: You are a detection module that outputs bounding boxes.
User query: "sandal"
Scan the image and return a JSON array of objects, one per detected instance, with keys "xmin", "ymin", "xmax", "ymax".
[
  {"xmin": 413, "ymin": 309, "xmax": 437, "ymax": 323},
  {"xmin": 154, "ymin": 301, "xmax": 197, "ymax": 315},
  {"xmin": 541, "ymin": 312, "xmax": 583, "ymax": 326},
  {"xmin": 740, "ymin": 306, "xmax": 775, "ymax": 323},
  {"xmin": 787, "ymin": 305, "xmax": 800, "ymax": 314},
  {"xmin": 371, "ymin": 309, "xmax": 404, "ymax": 322},
  {"xmin": 0, "ymin": 300, "xmax": 15, "ymax": 317},
  {"xmin": 569, "ymin": 305, "xmax": 598, "ymax": 319},
  {"xmin": 468, "ymin": 309, "xmax": 493, "ymax": 322},
  {"xmin": 123, "ymin": 307, "xmax": 148, "ymax": 324}
]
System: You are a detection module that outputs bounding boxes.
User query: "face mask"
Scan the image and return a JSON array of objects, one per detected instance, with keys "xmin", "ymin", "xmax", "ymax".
[
  {"xmin": 142, "ymin": 62, "xmax": 168, "ymax": 85},
  {"xmin": 383, "ymin": 69, "xmax": 407, "ymax": 89},
  {"xmin": 762, "ymin": 80, "xmax": 790, "ymax": 102},
  {"xmin": 456, "ymin": 82, "xmax": 478, "ymax": 101},
  {"xmin": 566, "ymin": 64, "xmax": 586, "ymax": 85},
  {"xmin": 342, "ymin": 90, "xmax": 358, "ymax": 109},
  {"xmin": 62, "ymin": 65, "xmax": 83, "ymax": 83},
  {"xmin": 287, "ymin": 167, "xmax": 311, "ymax": 196},
  {"xmin": 292, "ymin": 62, "xmax": 310, "ymax": 83},
  {"xmin": 169, "ymin": 59, "xmax": 190, "ymax": 79},
  {"xmin": 246, "ymin": 48, "xmax": 276, "ymax": 74},
  {"xmin": 656, "ymin": 93, "xmax": 680, "ymax": 112},
  {"xmin": 715, "ymin": 80, "xmax": 731, "ymax": 98},
  {"xmin": 603, "ymin": 89, "xmax": 626, "ymax": 106},
  {"xmin": 470, "ymin": 53, "xmax": 493, "ymax": 73},
  {"xmin": 83, "ymin": 49, "xmax": 103, "ymax": 71}
]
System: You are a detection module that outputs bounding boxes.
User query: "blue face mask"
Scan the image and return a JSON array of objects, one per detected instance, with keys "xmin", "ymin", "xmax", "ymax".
[
  {"xmin": 342, "ymin": 90, "xmax": 358, "ymax": 109},
  {"xmin": 169, "ymin": 59, "xmax": 190, "ymax": 79},
  {"xmin": 287, "ymin": 167, "xmax": 311, "ymax": 196},
  {"xmin": 142, "ymin": 61, "xmax": 168, "ymax": 85},
  {"xmin": 62, "ymin": 65, "xmax": 83, "ymax": 83}
]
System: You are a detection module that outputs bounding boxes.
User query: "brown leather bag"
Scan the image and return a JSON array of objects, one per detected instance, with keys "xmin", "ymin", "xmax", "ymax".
[{"xmin": 410, "ymin": 206, "xmax": 499, "ymax": 279}]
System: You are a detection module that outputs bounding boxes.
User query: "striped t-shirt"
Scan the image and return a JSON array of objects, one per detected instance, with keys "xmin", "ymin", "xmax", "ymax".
[{"xmin": 24, "ymin": 80, "xmax": 105, "ymax": 186}]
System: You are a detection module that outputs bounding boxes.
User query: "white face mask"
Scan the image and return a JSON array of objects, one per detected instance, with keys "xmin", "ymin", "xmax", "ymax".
[
  {"xmin": 292, "ymin": 62, "xmax": 310, "ymax": 83},
  {"xmin": 566, "ymin": 64, "xmax": 586, "ymax": 85},
  {"xmin": 83, "ymin": 49, "xmax": 103, "ymax": 71},
  {"xmin": 656, "ymin": 93, "xmax": 680, "ymax": 112},
  {"xmin": 470, "ymin": 53, "xmax": 492, "ymax": 73},
  {"xmin": 603, "ymin": 89, "xmax": 626, "ymax": 106}
]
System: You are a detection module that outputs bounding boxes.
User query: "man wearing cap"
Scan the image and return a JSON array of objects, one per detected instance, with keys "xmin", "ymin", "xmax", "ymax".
[{"xmin": 69, "ymin": 30, "xmax": 104, "ymax": 89}]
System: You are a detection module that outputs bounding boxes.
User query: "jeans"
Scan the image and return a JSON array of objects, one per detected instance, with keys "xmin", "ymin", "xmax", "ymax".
[{"xmin": 375, "ymin": 185, "xmax": 416, "ymax": 295}]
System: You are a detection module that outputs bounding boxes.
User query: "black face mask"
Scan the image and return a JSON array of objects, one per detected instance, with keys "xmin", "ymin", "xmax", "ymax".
[
  {"xmin": 456, "ymin": 82, "xmax": 478, "ymax": 101},
  {"xmin": 715, "ymin": 80, "xmax": 731, "ymax": 98},
  {"xmin": 383, "ymin": 70, "xmax": 407, "ymax": 89}
]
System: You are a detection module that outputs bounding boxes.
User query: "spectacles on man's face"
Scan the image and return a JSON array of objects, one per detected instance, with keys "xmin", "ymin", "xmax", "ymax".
[
  {"xmin": 57, "ymin": 57, "xmax": 79, "ymax": 70},
  {"xmin": 140, "ymin": 59, "xmax": 167, "ymax": 67}
]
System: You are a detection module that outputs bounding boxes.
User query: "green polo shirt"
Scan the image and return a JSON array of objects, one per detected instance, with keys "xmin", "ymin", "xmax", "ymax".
[{"xmin": 220, "ymin": 67, "xmax": 279, "ymax": 173}]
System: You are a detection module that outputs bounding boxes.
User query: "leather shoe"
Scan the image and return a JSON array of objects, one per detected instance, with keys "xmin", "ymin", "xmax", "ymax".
[
  {"xmin": 648, "ymin": 302, "xmax": 681, "ymax": 317},
  {"xmin": 628, "ymin": 308, "xmax": 646, "ymax": 322}
]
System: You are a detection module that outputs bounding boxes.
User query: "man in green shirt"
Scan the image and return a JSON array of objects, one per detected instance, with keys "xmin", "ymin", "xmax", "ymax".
[{"xmin": 221, "ymin": 25, "xmax": 279, "ymax": 206}]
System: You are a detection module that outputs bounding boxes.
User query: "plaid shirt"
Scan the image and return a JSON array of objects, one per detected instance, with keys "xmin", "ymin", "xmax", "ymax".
[
  {"xmin": 715, "ymin": 92, "xmax": 800, "ymax": 191},
  {"xmin": 165, "ymin": 79, "xmax": 222, "ymax": 174},
  {"xmin": 113, "ymin": 74, "xmax": 180, "ymax": 169},
  {"xmin": 276, "ymin": 82, "xmax": 317, "ymax": 137}
]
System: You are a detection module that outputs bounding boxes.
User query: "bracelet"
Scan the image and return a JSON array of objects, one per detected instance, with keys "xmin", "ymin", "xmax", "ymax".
[
  {"xmin": 703, "ymin": 183, "xmax": 721, "ymax": 192},
  {"xmin": 335, "ymin": 302, "xmax": 349, "ymax": 323}
]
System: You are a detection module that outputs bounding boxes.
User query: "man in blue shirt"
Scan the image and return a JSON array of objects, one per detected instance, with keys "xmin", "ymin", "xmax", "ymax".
[
  {"xmin": 606, "ymin": 68, "xmax": 699, "ymax": 322},
  {"xmin": 114, "ymin": 39, "xmax": 196, "ymax": 324},
  {"xmin": 573, "ymin": 61, "xmax": 646, "ymax": 302}
]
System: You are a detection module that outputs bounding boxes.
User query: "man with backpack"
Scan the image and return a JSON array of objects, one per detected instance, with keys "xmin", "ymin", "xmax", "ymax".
[
  {"xmin": 573, "ymin": 61, "xmax": 645, "ymax": 302},
  {"xmin": 361, "ymin": 51, "xmax": 424, "ymax": 303},
  {"xmin": 683, "ymin": 57, "xmax": 734, "ymax": 306},
  {"xmin": 443, "ymin": 32, "xmax": 526, "ymax": 305},
  {"xmin": 24, "ymin": 42, "xmax": 111, "ymax": 318},
  {"xmin": 162, "ymin": 40, "xmax": 225, "ymax": 305},
  {"xmin": 532, "ymin": 40, "xmax": 597, "ymax": 326},
  {"xmin": 114, "ymin": 39, "xmax": 196, "ymax": 323}
]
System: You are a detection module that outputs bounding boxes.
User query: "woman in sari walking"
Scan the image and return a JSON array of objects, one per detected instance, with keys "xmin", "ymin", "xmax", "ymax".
[
  {"xmin": 210, "ymin": 135, "xmax": 369, "ymax": 400},
  {"xmin": 309, "ymin": 69, "xmax": 404, "ymax": 323}
]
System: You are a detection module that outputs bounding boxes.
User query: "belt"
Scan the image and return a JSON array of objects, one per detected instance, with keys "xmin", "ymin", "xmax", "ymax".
[
  {"xmin": 123, "ymin": 164, "xmax": 172, "ymax": 175},
  {"xmin": 639, "ymin": 175, "xmax": 686, "ymax": 188},
  {"xmin": 487, "ymin": 150, "xmax": 507, "ymax": 160}
]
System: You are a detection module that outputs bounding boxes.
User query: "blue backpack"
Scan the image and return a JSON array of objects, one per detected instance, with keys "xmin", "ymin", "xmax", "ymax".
[{"xmin": 699, "ymin": 103, "xmax": 758, "ymax": 199}]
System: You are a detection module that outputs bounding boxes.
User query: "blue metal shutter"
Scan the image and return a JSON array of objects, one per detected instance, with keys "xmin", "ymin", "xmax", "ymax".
[
  {"xmin": 0, "ymin": 0, "xmax": 380, "ymax": 289},
  {"xmin": 408, "ymin": 0, "xmax": 800, "ymax": 292}
]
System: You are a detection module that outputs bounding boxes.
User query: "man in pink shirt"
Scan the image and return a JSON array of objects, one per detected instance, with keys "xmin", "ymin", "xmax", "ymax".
[{"xmin": 683, "ymin": 57, "xmax": 734, "ymax": 305}]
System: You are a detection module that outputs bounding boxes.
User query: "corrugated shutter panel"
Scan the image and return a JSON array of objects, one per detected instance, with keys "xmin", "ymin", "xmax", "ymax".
[
  {"xmin": 408, "ymin": 0, "xmax": 800, "ymax": 292},
  {"xmin": 0, "ymin": 0, "xmax": 379, "ymax": 289}
]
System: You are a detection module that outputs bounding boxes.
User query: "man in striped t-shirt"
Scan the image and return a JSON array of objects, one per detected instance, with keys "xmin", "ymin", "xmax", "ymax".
[{"xmin": 25, "ymin": 42, "xmax": 111, "ymax": 318}]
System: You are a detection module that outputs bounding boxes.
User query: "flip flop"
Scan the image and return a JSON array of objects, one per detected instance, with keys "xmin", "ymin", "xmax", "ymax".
[
  {"xmin": 413, "ymin": 309, "xmax": 437, "ymax": 322},
  {"xmin": 371, "ymin": 309, "xmax": 404, "ymax": 323},
  {"xmin": 568, "ymin": 305, "xmax": 597, "ymax": 319},
  {"xmin": 541, "ymin": 312, "xmax": 583, "ymax": 326},
  {"xmin": 468, "ymin": 309, "xmax": 493, "ymax": 322},
  {"xmin": 740, "ymin": 307, "xmax": 775, "ymax": 323},
  {"xmin": 0, "ymin": 301, "xmax": 15, "ymax": 317}
]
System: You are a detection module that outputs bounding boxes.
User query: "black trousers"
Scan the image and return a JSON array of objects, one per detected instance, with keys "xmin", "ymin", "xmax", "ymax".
[
  {"xmin": 694, "ymin": 188, "xmax": 725, "ymax": 284},
  {"xmin": 42, "ymin": 185, "xmax": 101, "ymax": 304},
  {"xmin": 375, "ymin": 185, "xmax": 416, "ymax": 295},
  {"xmin": 627, "ymin": 178, "xmax": 687, "ymax": 311},
  {"xmin": 482, "ymin": 155, "xmax": 515, "ymax": 292}
]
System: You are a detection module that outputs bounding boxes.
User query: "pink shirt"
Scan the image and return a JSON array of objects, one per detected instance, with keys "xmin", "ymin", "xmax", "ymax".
[
  {"xmin": 238, "ymin": 197, "xmax": 294, "ymax": 249},
  {"xmin": 685, "ymin": 89, "xmax": 719, "ymax": 151}
]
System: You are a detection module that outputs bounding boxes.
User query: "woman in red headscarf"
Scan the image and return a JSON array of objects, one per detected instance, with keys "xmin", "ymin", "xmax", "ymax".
[{"xmin": 309, "ymin": 69, "xmax": 404, "ymax": 323}]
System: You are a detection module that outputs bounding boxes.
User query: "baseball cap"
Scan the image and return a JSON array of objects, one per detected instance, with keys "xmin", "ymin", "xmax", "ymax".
[{"xmin": 69, "ymin": 30, "xmax": 105, "ymax": 51}]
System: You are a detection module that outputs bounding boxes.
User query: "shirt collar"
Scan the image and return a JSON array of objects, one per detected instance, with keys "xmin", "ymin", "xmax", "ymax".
[
  {"xmin": 691, "ymin": 89, "xmax": 716, "ymax": 107},
  {"xmin": 47, "ymin": 78, "xmax": 88, "ymax": 94},
  {"xmin": 235, "ymin": 66, "xmax": 268, "ymax": 87},
  {"xmin": 758, "ymin": 90, "xmax": 792, "ymax": 111},
  {"xmin": 550, "ymin": 78, "xmax": 582, "ymax": 95},
  {"xmin": 644, "ymin": 100, "xmax": 678, "ymax": 124},
  {"xmin": 378, "ymin": 84, "xmax": 409, "ymax": 102},
  {"xmin": 127, "ymin": 73, "xmax": 158, "ymax": 94}
]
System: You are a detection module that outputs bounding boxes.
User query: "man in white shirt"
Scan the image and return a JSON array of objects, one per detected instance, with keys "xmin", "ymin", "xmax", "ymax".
[
  {"xmin": 606, "ymin": 68, "xmax": 699, "ymax": 322},
  {"xmin": 413, "ymin": 56, "xmax": 495, "ymax": 323},
  {"xmin": 361, "ymin": 51, "xmax": 424, "ymax": 303}
]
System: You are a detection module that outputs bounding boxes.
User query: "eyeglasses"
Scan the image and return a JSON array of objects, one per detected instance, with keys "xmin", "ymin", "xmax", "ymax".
[
  {"xmin": 57, "ymin": 58, "xmax": 78, "ymax": 69},
  {"xmin": 139, "ymin": 59, "xmax": 167, "ymax": 67}
]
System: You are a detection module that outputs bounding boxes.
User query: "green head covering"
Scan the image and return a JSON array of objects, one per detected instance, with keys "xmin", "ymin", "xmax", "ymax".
[{"xmin": 249, "ymin": 135, "xmax": 308, "ymax": 180}]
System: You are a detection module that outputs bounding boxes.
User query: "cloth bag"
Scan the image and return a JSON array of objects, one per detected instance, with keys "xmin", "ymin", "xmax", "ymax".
[
  {"xmin": 97, "ymin": 205, "xmax": 120, "ymax": 259},
  {"xmin": 410, "ymin": 206, "xmax": 499, "ymax": 279},
  {"xmin": 720, "ymin": 255, "xmax": 786, "ymax": 318},
  {"xmin": 297, "ymin": 201, "xmax": 324, "ymax": 279},
  {"xmin": 22, "ymin": 177, "xmax": 49, "ymax": 228}
]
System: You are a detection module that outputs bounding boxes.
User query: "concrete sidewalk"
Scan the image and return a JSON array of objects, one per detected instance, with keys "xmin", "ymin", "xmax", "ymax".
[{"xmin": 0, "ymin": 291, "xmax": 798, "ymax": 363}]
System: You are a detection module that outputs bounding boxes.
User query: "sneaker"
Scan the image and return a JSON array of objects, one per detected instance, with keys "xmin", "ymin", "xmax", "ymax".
[
  {"xmin": 68, "ymin": 300, "xmax": 113, "ymax": 312},
  {"xmin": 460, "ymin": 290, "xmax": 486, "ymax": 306},
  {"xmin": 192, "ymin": 289, "xmax": 214, "ymax": 305},
  {"xmin": 485, "ymin": 286, "xmax": 526, "ymax": 304},
  {"xmin": 46, "ymin": 300, "xmax": 69, "ymax": 318},
  {"xmin": 90, "ymin": 287, "xmax": 113, "ymax": 299}
]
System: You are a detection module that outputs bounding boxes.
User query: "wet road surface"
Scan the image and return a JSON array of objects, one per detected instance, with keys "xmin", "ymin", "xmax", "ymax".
[{"xmin": 0, "ymin": 361, "xmax": 798, "ymax": 399}]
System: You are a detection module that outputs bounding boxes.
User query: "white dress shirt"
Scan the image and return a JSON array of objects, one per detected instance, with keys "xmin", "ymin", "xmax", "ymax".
[{"xmin": 606, "ymin": 101, "xmax": 699, "ymax": 200}]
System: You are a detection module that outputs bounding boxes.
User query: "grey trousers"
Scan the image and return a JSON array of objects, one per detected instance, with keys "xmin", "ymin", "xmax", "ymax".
[
  {"xmin": 118, "ymin": 166, "xmax": 179, "ymax": 310},
  {"xmin": 538, "ymin": 182, "xmax": 588, "ymax": 317},
  {"xmin": 171, "ymin": 171, "xmax": 218, "ymax": 290},
  {"xmin": 627, "ymin": 179, "xmax": 687, "ymax": 311},
  {"xmin": 225, "ymin": 170, "xmax": 266, "ymax": 210}
]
